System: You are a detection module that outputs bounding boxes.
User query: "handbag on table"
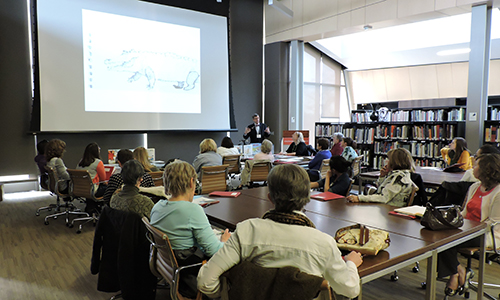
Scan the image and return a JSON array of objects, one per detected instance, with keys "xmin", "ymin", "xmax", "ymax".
[
  {"xmin": 420, "ymin": 202, "xmax": 464, "ymax": 230},
  {"xmin": 335, "ymin": 224, "xmax": 391, "ymax": 256}
]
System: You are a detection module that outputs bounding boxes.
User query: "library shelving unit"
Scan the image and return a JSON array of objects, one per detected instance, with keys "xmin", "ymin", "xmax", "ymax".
[{"xmin": 346, "ymin": 106, "xmax": 466, "ymax": 170}]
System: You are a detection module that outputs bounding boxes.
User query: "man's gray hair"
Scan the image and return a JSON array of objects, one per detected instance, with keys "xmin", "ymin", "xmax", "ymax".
[{"xmin": 268, "ymin": 164, "xmax": 310, "ymax": 212}]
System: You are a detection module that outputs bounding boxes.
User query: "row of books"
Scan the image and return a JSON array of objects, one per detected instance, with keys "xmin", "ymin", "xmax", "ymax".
[
  {"xmin": 315, "ymin": 124, "xmax": 343, "ymax": 137},
  {"xmin": 351, "ymin": 108, "xmax": 465, "ymax": 123},
  {"xmin": 343, "ymin": 128, "xmax": 355, "ymax": 140},
  {"xmin": 412, "ymin": 124, "xmax": 456, "ymax": 140},
  {"xmin": 490, "ymin": 107, "xmax": 500, "ymax": 121},
  {"xmin": 375, "ymin": 125, "xmax": 410, "ymax": 139},
  {"xmin": 351, "ymin": 111, "xmax": 372, "ymax": 123},
  {"xmin": 485, "ymin": 125, "xmax": 500, "ymax": 142},
  {"xmin": 354, "ymin": 128, "xmax": 375, "ymax": 144},
  {"xmin": 373, "ymin": 141, "xmax": 446, "ymax": 158}
]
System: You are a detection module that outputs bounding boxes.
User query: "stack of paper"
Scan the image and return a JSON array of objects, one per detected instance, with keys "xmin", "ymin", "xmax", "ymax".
[{"xmin": 394, "ymin": 205, "xmax": 426, "ymax": 217}]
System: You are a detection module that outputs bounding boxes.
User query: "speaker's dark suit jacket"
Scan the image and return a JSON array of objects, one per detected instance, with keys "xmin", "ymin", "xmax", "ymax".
[{"xmin": 243, "ymin": 123, "xmax": 270, "ymax": 143}]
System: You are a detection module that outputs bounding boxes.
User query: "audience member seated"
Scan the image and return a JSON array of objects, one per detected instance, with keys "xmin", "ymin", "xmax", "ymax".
[
  {"xmin": 133, "ymin": 146, "xmax": 159, "ymax": 172},
  {"xmin": 253, "ymin": 139, "xmax": 274, "ymax": 161},
  {"xmin": 103, "ymin": 149, "xmax": 154, "ymax": 203},
  {"xmin": 45, "ymin": 139, "xmax": 71, "ymax": 194},
  {"xmin": 76, "ymin": 142, "xmax": 107, "ymax": 198},
  {"xmin": 441, "ymin": 137, "xmax": 472, "ymax": 170},
  {"xmin": 340, "ymin": 137, "xmax": 358, "ymax": 163},
  {"xmin": 307, "ymin": 138, "xmax": 332, "ymax": 182},
  {"xmin": 437, "ymin": 153, "xmax": 500, "ymax": 297},
  {"xmin": 217, "ymin": 137, "xmax": 240, "ymax": 157},
  {"xmin": 197, "ymin": 164, "xmax": 362, "ymax": 299},
  {"xmin": 281, "ymin": 132, "xmax": 308, "ymax": 156},
  {"xmin": 150, "ymin": 161, "xmax": 231, "ymax": 298},
  {"xmin": 110, "ymin": 160, "xmax": 155, "ymax": 219},
  {"xmin": 34, "ymin": 139, "xmax": 49, "ymax": 187},
  {"xmin": 310, "ymin": 156, "xmax": 351, "ymax": 196},
  {"xmin": 347, "ymin": 148, "xmax": 416, "ymax": 207},
  {"xmin": 330, "ymin": 132, "xmax": 344, "ymax": 156},
  {"xmin": 193, "ymin": 138, "xmax": 222, "ymax": 177},
  {"xmin": 461, "ymin": 144, "xmax": 500, "ymax": 182}
]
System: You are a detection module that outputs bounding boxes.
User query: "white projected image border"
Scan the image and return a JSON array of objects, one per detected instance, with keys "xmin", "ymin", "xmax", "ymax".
[{"xmin": 82, "ymin": 9, "xmax": 201, "ymax": 113}]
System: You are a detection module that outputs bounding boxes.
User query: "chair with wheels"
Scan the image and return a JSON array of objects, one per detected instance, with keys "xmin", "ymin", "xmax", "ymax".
[
  {"xmin": 149, "ymin": 171, "xmax": 164, "ymax": 187},
  {"xmin": 309, "ymin": 159, "xmax": 331, "ymax": 183},
  {"xmin": 222, "ymin": 154, "xmax": 241, "ymax": 176},
  {"xmin": 42, "ymin": 166, "xmax": 88, "ymax": 226},
  {"xmin": 35, "ymin": 167, "xmax": 55, "ymax": 216},
  {"xmin": 248, "ymin": 161, "xmax": 272, "ymax": 187},
  {"xmin": 67, "ymin": 169, "xmax": 106, "ymax": 233},
  {"xmin": 142, "ymin": 217, "xmax": 204, "ymax": 300},
  {"xmin": 458, "ymin": 222, "xmax": 500, "ymax": 300},
  {"xmin": 199, "ymin": 165, "xmax": 229, "ymax": 195}
]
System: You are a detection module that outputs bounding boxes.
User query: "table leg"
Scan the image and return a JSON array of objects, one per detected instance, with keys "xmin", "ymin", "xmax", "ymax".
[
  {"xmin": 477, "ymin": 234, "xmax": 485, "ymax": 300},
  {"xmin": 425, "ymin": 251, "xmax": 437, "ymax": 300}
]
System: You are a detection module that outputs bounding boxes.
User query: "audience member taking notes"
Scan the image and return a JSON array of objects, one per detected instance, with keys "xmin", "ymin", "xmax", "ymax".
[
  {"xmin": 243, "ymin": 113, "xmax": 270, "ymax": 144},
  {"xmin": 150, "ymin": 161, "xmax": 231, "ymax": 298},
  {"xmin": 197, "ymin": 164, "xmax": 362, "ymax": 299}
]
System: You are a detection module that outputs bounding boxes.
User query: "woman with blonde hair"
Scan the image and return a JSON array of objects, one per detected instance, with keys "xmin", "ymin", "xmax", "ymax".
[
  {"xmin": 45, "ymin": 139, "xmax": 71, "ymax": 194},
  {"xmin": 283, "ymin": 132, "xmax": 308, "ymax": 156},
  {"xmin": 253, "ymin": 139, "xmax": 274, "ymax": 161},
  {"xmin": 150, "ymin": 161, "xmax": 231, "ymax": 298},
  {"xmin": 133, "ymin": 146, "xmax": 159, "ymax": 172},
  {"xmin": 193, "ymin": 138, "xmax": 222, "ymax": 176},
  {"xmin": 347, "ymin": 148, "xmax": 416, "ymax": 207}
]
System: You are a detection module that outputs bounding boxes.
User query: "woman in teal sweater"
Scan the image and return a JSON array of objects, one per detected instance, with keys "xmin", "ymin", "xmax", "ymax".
[{"xmin": 150, "ymin": 161, "xmax": 231, "ymax": 298}]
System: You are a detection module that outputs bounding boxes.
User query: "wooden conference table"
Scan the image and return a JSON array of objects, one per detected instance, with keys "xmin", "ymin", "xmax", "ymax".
[
  {"xmin": 203, "ymin": 187, "xmax": 487, "ymax": 300},
  {"xmin": 359, "ymin": 166, "xmax": 465, "ymax": 191}
]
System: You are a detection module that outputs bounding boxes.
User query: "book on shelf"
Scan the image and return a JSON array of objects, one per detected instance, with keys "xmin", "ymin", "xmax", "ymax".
[{"xmin": 492, "ymin": 126, "xmax": 497, "ymax": 143}]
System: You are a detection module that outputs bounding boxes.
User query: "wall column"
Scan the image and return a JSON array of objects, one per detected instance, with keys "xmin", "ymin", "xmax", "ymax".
[
  {"xmin": 289, "ymin": 40, "xmax": 304, "ymax": 130},
  {"xmin": 465, "ymin": 4, "xmax": 492, "ymax": 152}
]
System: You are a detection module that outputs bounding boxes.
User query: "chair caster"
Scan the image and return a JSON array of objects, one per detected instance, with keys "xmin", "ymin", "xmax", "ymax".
[
  {"xmin": 54, "ymin": 216, "xmax": 58, "ymax": 219},
  {"xmin": 36, "ymin": 212, "xmax": 40, "ymax": 216},
  {"xmin": 464, "ymin": 291, "xmax": 470, "ymax": 298},
  {"xmin": 76, "ymin": 230, "xmax": 82, "ymax": 234},
  {"xmin": 421, "ymin": 282, "xmax": 426, "ymax": 289},
  {"xmin": 68, "ymin": 223, "xmax": 74, "ymax": 228},
  {"xmin": 390, "ymin": 274, "xmax": 399, "ymax": 281},
  {"xmin": 412, "ymin": 265, "xmax": 420, "ymax": 273},
  {"xmin": 44, "ymin": 220, "xmax": 49, "ymax": 225}
]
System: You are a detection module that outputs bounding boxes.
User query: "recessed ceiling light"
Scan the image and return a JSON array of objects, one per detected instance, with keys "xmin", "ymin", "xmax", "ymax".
[{"xmin": 436, "ymin": 48, "xmax": 471, "ymax": 56}]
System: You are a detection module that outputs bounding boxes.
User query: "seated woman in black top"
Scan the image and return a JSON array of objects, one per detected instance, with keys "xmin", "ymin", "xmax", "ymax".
[
  {"xmin": 310, "ymin": 156, "xmax": 352, "ymax": 196},
  {"xmin": 282, "ymin": 132, "xmax": 309, "ymax": 156}
]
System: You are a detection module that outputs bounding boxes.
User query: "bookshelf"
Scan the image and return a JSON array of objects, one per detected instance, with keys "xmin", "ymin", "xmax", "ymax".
[
  {"xmin": 347, "ymin": 106, "xmax": 465, "ymax": 170},
  {"xmin": 485, "ymin": 105, "xmax": 500, "ymax": 145},
  {"xmin": 314, "ymin": 123, "xmax": 343, "ymax": 143}
]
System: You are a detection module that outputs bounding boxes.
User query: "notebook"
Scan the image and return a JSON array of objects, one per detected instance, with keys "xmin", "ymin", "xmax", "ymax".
[
  {"xmin": 208, "ymin": 191, "xmax": 241, "ymax": 198},
  {"xmin": 311, "ymin": 191, "xmax": 344, "ymax": 201},
  {"xmin": 393, "ymin": 205, "xmax": 426, "ymax": 217},
  {"xmin": 193, "ymin": 196, "xmax": 220, "ymax": 207}
]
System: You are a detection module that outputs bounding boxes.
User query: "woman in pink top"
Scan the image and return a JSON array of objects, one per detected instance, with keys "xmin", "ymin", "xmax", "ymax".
[{"xmin": 438, "ymin": 153, "xmax": 500, "ymax": 296}]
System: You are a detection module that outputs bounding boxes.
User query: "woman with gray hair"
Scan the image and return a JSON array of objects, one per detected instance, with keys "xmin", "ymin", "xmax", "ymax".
[
  {"xmin": 282, "ymin": 132, "xmax": 308, "ymax": 156},
  {"xmin": 193, "ymin": 138, "xmax": 222, "ymax": 177},
  {"xmin": 109, "ymin": 160, "xmax": 155, "ymax": 219},
  {"xmin": 197, "ymin": 164, "xmax": 363, "ymax": 299},
  {"xmin": 330, "ymin": 132, "xmax": 344, "ymax": 156},
  {"xmin": 253, "ymin": 139, "xmax": 274, "ymax": 161}
]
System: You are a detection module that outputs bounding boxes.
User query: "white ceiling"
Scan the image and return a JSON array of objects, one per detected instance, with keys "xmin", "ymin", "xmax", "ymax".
[{"xmin": 312, "ymin": 9, "xmax": 500, "ymax": 71}]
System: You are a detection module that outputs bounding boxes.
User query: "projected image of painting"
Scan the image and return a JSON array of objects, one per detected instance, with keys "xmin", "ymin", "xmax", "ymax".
[{"xmin": 82, "ymin": 9, "xmax": 201, "ymax": 113}]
